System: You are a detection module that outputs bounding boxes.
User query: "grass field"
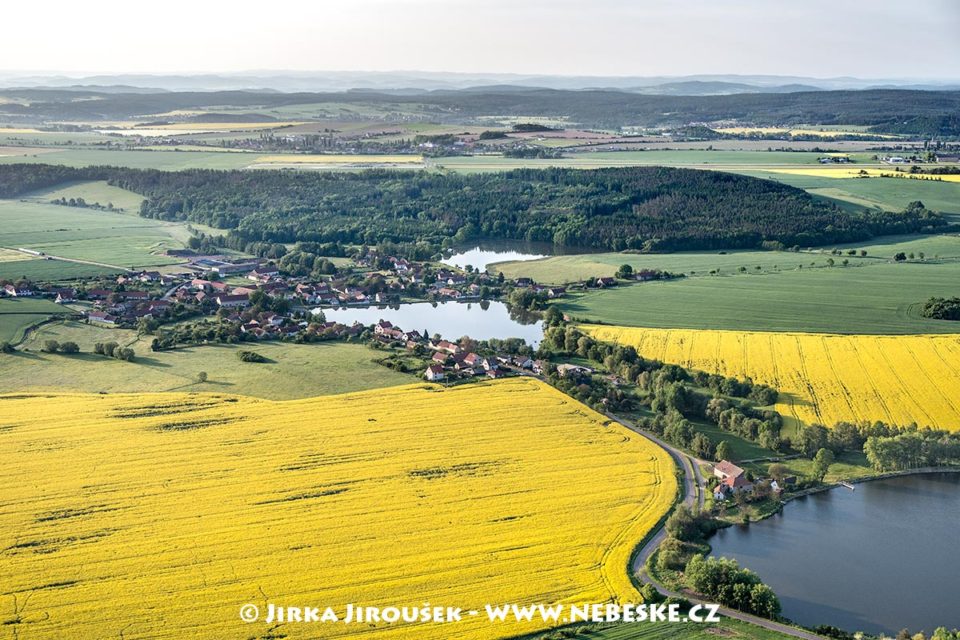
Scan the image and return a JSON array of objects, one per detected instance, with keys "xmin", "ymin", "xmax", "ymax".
[
  {"xmin": 586, "ymin": 325, "xmax": 960, "ymax": 432},
  {"xmin": 558, "ymin": 261, "xmax": 960, "ymax": 334},
  {"xmin": 0, "ymin": 298, "xmax": 67, "ymax": 343},
  {"xmin": 0, "ymin": 199, "xmax": 189, "ymax": 269},
  {"xmin": 8, "ymin": 323, "xmax": 413, "ymax": 398},
  {"xmin": 23, "ymin": 180, "xmax": 146, "ymax": 213},
  {"xmin": 494, "ymin": 235, "xmax": 960, "ymax": 283},
  {"xmin": 0, "ymin": 258, "xmax": 123, "ymax": 282},
  {"xmin": 0, "ymin": 378, "xmax": 676, "ymax": 640},
  {"xmin": 740, "ymin": 170, "xmax": 960, "ymax": 218}
]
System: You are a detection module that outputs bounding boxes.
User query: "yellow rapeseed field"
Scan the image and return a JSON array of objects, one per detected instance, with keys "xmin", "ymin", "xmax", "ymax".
[
  {"xmin": 0, "ymin": 377, "xmax": 675, "ymax": 640},
  {"xmin": 765, "ymin": 167, "xmax": 960, "ymax": 182},
  {"xmin": 585, "ymin": 325, "xmax": 960, "ymax": 431}
]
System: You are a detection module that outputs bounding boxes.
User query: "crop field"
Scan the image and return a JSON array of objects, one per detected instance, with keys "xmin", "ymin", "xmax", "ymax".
[
  {"xmin": 493, "ymin": 249, "xmax": 856, "ymax": 283},
  {"xmin": 495, "ymin": 234, "xmax": 960, "ymax": 283},
  {"xmin": 8, "ymin": 324, "xmax": 414, "ymax": 398},
  {"xmin": 248, "ymin": 153, "xmax": 425, "ymax": 168},
  {"xmin": 0, "ymin": 148, "xmax": 260, "ymax": 170},
  {"xmin": 713, "ymin": 126, "xmax": 898, "ymax": 139},
  {"xmin": 738, "ymin": 170, "xmax": 960, "ymax": 217},
  {"xmin": 558, "ymin": 261, "xmax": 960, "ymax": 334},
  {"xmin": 0, "ymin": 199, "xmax": 188, "ymax": 268},
  {"xmin": 764, "ymin": 167, "xmax": 960, "ymax": 183},
  {"xmin": 0, "ymin": 258, "xmax": 122, "ymax": 282},
  {"xmin": 586, "ymin": 325, "xmax": 960, "ymax": 432},
  {"xmin": 0, "ymin": 298, "xmax": 67, "ymax": 343},
  {"xmin": 23, "ymin": 179, "xmax": 146, "ymax": 212},
  {"xmin": 0, "ymin": 378, "xmax": 676, "ymax": 640}
]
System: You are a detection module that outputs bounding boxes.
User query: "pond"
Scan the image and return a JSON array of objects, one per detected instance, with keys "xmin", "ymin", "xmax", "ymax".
[
  {"xmin": 708, "ymin": 472, "xmax": 960, "ymax": 635},
  {"xmin": 441, "ymin": 242, "xmax": 553, "ymax": 272},
  {"xmin": 313, "ymin": 300, "xmax": 544, "ymax": 347}
]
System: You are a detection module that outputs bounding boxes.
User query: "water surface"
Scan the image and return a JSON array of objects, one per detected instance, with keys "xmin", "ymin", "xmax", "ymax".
[
  {"xmin": 709, "ymin": 473, "xmax": 960, "ymax": 635},
  {"xmin": 314, "ymin": 300, "xmax": 543, "ymax": 347}
]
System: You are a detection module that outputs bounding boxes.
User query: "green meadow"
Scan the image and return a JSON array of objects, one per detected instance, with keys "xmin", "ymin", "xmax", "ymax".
[
  {"xmin": 6, "ymin": 323, "xmax": 412, "ymax": 399},
  {"xmin": 0, "ymin": 298, "xmax": 68, "ymax": 343},
  {"xmin": 0, "ymin": 198, "xmax": 189, "ymax": 269},
  {"xmin": 557, "ymin": 260, "xmax": 960, "ymax": 334}
]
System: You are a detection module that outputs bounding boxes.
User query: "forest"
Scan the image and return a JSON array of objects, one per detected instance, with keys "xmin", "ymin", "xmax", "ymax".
[{"xmin": 1, "ymin": 164, "xmax": 950, "ymax": 254}]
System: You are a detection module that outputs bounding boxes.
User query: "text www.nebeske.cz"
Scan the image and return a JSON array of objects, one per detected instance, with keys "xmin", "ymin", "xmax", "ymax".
[{"xmin": 241, "ymin": 602, "xmax": 722, "ymax": 625}]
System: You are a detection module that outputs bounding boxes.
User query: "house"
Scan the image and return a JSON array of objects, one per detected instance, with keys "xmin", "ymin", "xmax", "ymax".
[
  {"xmin": 486, "ymin": 368, "xmax": 507, "ymax": 379},
  {"xmin": 425, "ymin": 364, "xmax": 446, "ymax": 382},
  {"xmin": 722, "ymin": 475, "xmax": 754, "ymax": 494},
  {"xmin": 512, "ymin": 355, "xmax": 534, "ymax": 369},
  {"xmin": 3, "ymin": 284, "xmax": 34, "ymax": 297},
  {"xmin": 53, "ymin": 288, "xmax": 76, "ymax": 304},
  {"xmin": 215, "ymin": 294, "xmax": 250, "ymax": 309},
  {"xmin": 432, "ymin": 340, "xmax": 462, "ymax": 355},
  {"xmin": 556, "ymin": 363, "xmax": 593, "ymax": 378},
  {"xmin": 596, "ymin": 276, "xmax": 617, "ymax": 288},
  {"xmin": 248, "ymin": 266, "xmax": 280, "ymax": 282},
  {"xmin": 463, "ymin": 352, "xmax": 483, "ymax": 367},
  {"xmin": 546, "ymin": 287, "xmax": 566, "ymax": 298},
  {"xmin": 437, "ymin": 287, "xmax": 461, "ymax": 299},
  {"xmin": 431, "ymin": 352, "xmax": 450, "ymax": 364},
  {"xmin": 137, "ymin": 271, "xmax": 162, "ymax": 283},
  {"xmin": 374, "ymin": 320, "xmax": 394, "ymax": 335},
  {"xmin": 713, "ymin": 460, "xmax": 745, "ymax": 482},
  {"xmin": 87, "ymin": 288, "xmax": 112, "ymax": 300},
  {"xmin": 713, "ymin": 486, "xmax": 728, "ymax": 501},
  {"xmin": 88, "ymin": 311, "xmax": 118, "ymax": 325},
  {"xmin": 515, "ymin": 277, "xmax": 534, "ymax": 287}
]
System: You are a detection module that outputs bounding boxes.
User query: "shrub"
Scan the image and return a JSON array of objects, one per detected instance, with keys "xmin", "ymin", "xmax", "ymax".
[
  {"xmin": 60, "ymin": 341, "xmax": 80, "ymax": 354},
  {"xmin": 237, "ymin": 350, "xmax": 268, "ymax": 363}
]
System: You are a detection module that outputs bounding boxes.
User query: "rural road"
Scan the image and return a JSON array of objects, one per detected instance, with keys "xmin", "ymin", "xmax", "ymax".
[
  {"xmin": 605, "ymin": 412, "xmax": 825, "ymax": 640},
  {"xmin": 5, "ymin": 246, "xmax": 131, "ymax": 272}
]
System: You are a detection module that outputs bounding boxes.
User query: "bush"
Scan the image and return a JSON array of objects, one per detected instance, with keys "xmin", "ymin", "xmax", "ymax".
[
  {"xmin": 60, "ymin": 341, "xmax": 80, "ymax": 354},
  {"xmin": 42, "ymin": 340, "xmax": 60, "ymax": 353},
  {"xmin": 237, "ymin": 350, "xmax": 268, "ymax": 363},
  {"xmin": 0, "ymin": 341, "xmax": 14, "ymax": 354}
]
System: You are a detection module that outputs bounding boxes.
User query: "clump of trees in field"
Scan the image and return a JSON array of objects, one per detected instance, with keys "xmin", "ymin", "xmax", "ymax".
[
  {"xmin": 93, "ymin": 341, "xmax": 135, "ymax": 361},
  {"xmin": 919, "ymin": 296, "xmax": 960, "ymax": 321},
  {"xmin": 236, "ymin": 350, "xmax": 268, "ymax": 363},
  {"xmin": 41, "ymin": 340, "xmax": 80, "ymax": 354}
]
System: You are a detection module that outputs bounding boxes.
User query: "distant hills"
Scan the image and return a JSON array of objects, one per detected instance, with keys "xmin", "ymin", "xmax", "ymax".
[{"xmin": 1, "ymin": 71, "xmax": 958, "ymax": 94}]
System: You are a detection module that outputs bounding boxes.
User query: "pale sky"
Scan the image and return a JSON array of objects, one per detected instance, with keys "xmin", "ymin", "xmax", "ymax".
[{"xmin": 4, "ymin": 0, "xmax": 959, "ymax": 79}]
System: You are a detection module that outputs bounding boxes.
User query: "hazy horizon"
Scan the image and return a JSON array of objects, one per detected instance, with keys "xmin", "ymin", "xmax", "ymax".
[{"xmin": 3, "ymin": 0, "xmax": 958, "ymax": 80}]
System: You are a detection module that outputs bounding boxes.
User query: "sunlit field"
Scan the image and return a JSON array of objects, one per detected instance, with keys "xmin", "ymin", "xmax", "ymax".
[
  {"xmin": 586, "ymin": 325, "xmax": 960, "ymax": 431},
  {"xmin": 0, "ymin": 378, "xmax": 676, "ymax": 640}
]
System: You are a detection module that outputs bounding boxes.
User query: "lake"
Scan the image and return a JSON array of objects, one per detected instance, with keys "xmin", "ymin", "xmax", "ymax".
[
  {"xmin": 313, "ymin": 300, "xmax": 544, "ymax": 347},
  {"xmin": 708, "ymin": 472, "xmax": 960, "ymax": 635}
]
